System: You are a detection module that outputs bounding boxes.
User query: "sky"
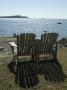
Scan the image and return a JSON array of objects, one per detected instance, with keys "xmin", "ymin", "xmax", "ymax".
[{"xmin": 0, "ymin": 0, "xmax": 67, "ymax": 19}]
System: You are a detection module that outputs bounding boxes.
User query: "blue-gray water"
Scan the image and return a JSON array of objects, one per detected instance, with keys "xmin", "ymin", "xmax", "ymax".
[{"xmin": 0, "ymin": 18, "xmax": 67, "ymax": 39}]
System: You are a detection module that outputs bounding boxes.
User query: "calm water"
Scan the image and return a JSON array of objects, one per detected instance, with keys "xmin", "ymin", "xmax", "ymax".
[{"xmin": 0, "ymin": 18, "xmax": 67, "ymax": 39}]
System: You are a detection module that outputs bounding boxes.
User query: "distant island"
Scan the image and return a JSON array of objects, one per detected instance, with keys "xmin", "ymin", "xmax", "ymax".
[{"xmin": 0, "ymin": 15, "xmax": 28, "ymax": 18}]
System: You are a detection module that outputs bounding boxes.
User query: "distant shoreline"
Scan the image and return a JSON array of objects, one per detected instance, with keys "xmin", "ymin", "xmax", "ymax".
[{"xmin": 0, "ymin": 15, "xmax": 29, "ymax": 18}]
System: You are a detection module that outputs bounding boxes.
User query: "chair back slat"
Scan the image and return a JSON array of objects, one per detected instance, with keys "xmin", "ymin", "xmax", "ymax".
[{"xmin": 17, "ymin": 33, "xmax": 36, "ymax": 55}]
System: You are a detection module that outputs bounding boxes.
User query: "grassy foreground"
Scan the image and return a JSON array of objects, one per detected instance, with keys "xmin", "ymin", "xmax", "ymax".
[{"xmin": 0, "ymin": 37, "xmax": 67, "ymax": 90}]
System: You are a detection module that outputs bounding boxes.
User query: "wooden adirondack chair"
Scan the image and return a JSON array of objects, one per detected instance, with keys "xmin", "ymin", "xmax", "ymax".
[
  {"xmin": 9, "ymin": 33, "xmax": 36, "ymax": 62},
  {"xmin": 16, "ymin": 33, "xmax": 36, "ymax": 62},
  {"xmin": 33, "ymin": 33, "xmax": 59, "ymax": 60},
  {"xmin": 41, "ymin": 33, "xmax": 58, "ymax": 60}
]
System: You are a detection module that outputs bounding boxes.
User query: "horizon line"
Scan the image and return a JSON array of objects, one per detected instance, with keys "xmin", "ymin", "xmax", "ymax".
[{"xmin": 0, "ymin": 15, "xmax": 67, "ymax": 19}]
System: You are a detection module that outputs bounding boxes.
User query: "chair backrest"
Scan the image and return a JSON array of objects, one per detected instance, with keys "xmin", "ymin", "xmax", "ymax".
[
  {"xmin": 17, "ymin": 33, "xmax": 36, "ymax": 55},
  {"xmin": 41, "ymin": 33, "xmax": 58, "ymax": 53}
]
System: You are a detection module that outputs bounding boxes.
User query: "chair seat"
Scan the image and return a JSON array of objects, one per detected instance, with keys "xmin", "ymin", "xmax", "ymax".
[
  {"xmin": 17, "ymin": 55, "xmax": 32, "ymax": 61},
  {"xmin": 39, "ymin": 54, "xmax": 53, "ymax": 60}
]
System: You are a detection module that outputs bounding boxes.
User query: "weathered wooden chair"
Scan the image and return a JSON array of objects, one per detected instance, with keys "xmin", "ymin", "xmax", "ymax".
[
  {"xmin": 9, "ymin": 33, "xmax": 36, "ymax": 62},
  {"xmin": 33, "ymin": 33, "xmax": 59, "ymax": 60},
  {"xmin": 16, "ymin": 33, "xmax": 36, "ymax": 62}
]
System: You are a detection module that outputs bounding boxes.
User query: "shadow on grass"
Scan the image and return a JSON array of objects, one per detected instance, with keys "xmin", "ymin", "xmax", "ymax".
[
  {"xmin": 7, "ymin": 61, "xmax": 16, "ymax": 74},
  {"xmin": 7, "ymin": 59, "xmax": 66, "ymax": 88}
]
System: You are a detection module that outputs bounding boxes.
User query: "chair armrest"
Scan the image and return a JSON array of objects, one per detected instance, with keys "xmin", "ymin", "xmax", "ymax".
[
  {"xmin": 9, "ymin": 42, "xmax": 17, "ymax": 47},
  {"xmin": 9, "ymin": 42, "xmax": 17, "ymax": 60}
]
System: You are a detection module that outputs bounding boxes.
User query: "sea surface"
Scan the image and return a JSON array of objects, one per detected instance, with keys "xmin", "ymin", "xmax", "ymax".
[{"xmin": 0, "ymin": 18, "xmax": 67, "ymax": 39}]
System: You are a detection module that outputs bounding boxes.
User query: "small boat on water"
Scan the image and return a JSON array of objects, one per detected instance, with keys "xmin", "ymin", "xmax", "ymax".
[{"xmin": 57, "ymin": 22, "xmax": 62, "ymax": 24}]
